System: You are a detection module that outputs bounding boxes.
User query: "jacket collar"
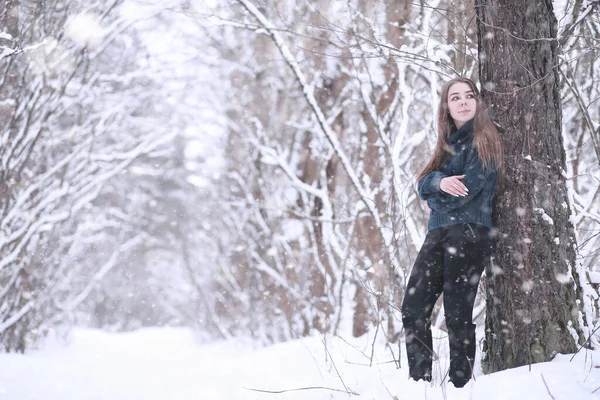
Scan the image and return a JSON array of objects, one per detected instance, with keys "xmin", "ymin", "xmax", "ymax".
[{"xmin": 448, "ymin": 118, "xmax": 474, "ymax": 145}]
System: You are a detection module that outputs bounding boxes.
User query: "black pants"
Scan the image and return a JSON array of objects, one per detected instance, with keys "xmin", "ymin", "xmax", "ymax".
[{"xmin": 401, "ymin": 223, "xmax": 492, "ymax": 387}]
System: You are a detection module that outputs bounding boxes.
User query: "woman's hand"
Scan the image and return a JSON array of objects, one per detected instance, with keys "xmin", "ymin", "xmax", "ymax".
[{"xmin": 440, "ymin": 175, "xmax": 468, "ymax": 197}]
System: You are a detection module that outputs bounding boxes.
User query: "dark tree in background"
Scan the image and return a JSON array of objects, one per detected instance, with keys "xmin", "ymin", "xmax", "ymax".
[{"xmin": 476, "ymin": 0, "xmax": 586, "ymax": 372}]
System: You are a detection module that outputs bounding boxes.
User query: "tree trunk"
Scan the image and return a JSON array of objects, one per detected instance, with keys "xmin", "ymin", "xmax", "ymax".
[
  {"xmin": 0, "ymin": 0, "xmax": 19, "ymax": 142},
  {"xmin": 447, "ymin": 0, "xmax": 476, "ymax": 76},
  {"xmin": 475, "ymin": 0, "xmax": 585, "ymax": 373},
  {"xmin": 0, "ymin": 0, "xmax": 22, "ymax": 352}
]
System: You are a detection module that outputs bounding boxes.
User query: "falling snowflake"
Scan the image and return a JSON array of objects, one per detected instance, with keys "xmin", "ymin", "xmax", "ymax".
[
  {"xmin": 64, "ymin": 13, "xmax": 104, "ymax": 49},
  {"xmin": 555, "ymin": 273, "xmax": 571, "ymax": 285}
]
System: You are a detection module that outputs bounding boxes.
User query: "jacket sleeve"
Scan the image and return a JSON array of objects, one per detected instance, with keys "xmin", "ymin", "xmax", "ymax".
[
  {"xmin": 417, "ymin": 171, "xmax": 446, "ymax": 200},
  {"xmin": 425, "ymin": 147, "xmax": 498, "ymax": 213}
]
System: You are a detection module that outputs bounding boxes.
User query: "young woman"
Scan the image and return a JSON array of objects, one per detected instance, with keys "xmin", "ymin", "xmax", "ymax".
[{"xmin": 401, "ymin": 77, "xmax": 504, "ymax": 388}]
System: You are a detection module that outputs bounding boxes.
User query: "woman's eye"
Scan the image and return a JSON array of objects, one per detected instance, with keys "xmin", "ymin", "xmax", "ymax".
[
  {"xmin": 467, "ymin": 94, "xmax": 474, "ymax": 98},
  {"xmin": 451, "ymin": 96, "xmax": 458, "ymax": 101}
]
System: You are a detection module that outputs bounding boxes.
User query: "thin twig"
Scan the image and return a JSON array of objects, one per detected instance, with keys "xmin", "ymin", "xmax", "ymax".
[
  {"xmin": 467, "ymin": 356, "xmax": 476, "ymax": 382},
  {"xmin": 244, "ymin": 386, "xmax": 359, "ymax": 395},
  {"xmin": 370, "ymin": 308, "xmax": 381, "ymax": 367},
  {"xmin": 570, "ymin": 323, "xmax": 600, "ymax": 361},
  {"xmin": 319, "ymin": 333, "xmax": 356, "ymax": 397},
  {"xmin": 540, "ymin": 373, "xmax": 556, "ymax": 400},
  {"xmin": 344, "ymin": 360, "xmax": 398, "ymax": 366}
]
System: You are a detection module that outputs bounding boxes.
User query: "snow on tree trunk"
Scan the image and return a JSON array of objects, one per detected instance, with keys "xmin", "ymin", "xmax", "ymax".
[{"xmin": 476, "ymin": 0, "xmax": 585, "ymax": 372}]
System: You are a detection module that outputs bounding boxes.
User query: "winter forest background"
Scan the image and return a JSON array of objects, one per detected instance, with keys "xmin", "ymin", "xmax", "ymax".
[{"xmin": 0, "ymin": 0, "xmax": 599, "ymax": 366}]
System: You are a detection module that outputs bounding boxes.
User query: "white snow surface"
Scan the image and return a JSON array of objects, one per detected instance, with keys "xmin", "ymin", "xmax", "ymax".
[{"xmin": 0, "ymin": 327, "xmax": 599, "ymax": 399}]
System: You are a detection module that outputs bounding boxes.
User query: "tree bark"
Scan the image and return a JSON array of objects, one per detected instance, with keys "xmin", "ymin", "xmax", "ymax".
[
  {"xmin": 0, "ymin": 0, "xmax": 22, "ymax": 352},
  {"xmin": 447, "ymin": 0, "xmax": 476, "ymax": 76},
  {"xmin": 475, "ymin": 0, "xmax": 585, "ymax": 373},
  {"xmin": 0, "ymin": 0, "xmax": 19, "ymax": 139}
]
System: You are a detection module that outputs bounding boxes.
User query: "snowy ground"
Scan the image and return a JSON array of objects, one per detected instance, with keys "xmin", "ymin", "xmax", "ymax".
[{"xmin": 0, "ymin": 327, "xmax": 599, "ymax": 399}]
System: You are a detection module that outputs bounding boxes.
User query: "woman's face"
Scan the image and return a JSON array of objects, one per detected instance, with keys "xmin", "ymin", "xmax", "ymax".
[{"xmin": 447, "ymin": 82, "xmax": 477, "ymax": 128}]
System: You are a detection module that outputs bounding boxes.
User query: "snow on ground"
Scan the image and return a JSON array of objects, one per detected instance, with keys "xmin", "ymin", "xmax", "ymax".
[{"xmin": 0, "ymin": 327, "xmax": 599, "ymax": 399}]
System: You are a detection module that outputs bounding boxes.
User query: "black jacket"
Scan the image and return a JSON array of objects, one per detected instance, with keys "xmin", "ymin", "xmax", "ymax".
[{"xmin": 417, "ymin": 119, "xmax": 499, "ymax": 231}]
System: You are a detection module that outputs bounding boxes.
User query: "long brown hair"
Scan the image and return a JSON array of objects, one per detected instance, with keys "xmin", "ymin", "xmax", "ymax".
[{"xmin": 417, "ymin": 77, "xmax": 504, "ymax": 182}]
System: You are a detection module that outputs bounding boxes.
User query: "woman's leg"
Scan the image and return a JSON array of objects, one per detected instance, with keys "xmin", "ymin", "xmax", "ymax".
[
  {"xmin": 401, "ymin": 227, "xmax": 446, "ymax": 381},
  {"xmin": 442, "ymin": 223, "xmax": 493, "ymax": 387}
]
